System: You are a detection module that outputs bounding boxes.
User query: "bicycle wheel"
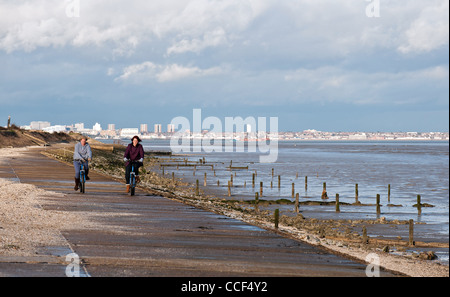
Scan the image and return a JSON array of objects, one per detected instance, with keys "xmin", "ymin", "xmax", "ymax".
[
  {"xmin": 130, "ymin": 174, "xmax": 135, "ymax": 196},
  {"xmin": 80, "ymin": 170, "xmax": 85, "ymax": 194}
]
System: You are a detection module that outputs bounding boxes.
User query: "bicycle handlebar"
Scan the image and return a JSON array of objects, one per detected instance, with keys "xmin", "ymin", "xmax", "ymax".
[{"xmin": 124, "ymin": 159, "xmax": 142, "ymax": 163}]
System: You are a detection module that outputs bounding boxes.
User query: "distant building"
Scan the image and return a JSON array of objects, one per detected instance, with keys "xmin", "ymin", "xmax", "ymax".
[
  {"xmin": 154, "ymin": 124, "xmax": 161, "ymax": 134},
  {"xmin": 43, "ymin": 125, "xmax": 67, "ymax": 133},
  {"xmin": 108, "ymin": 124, "xmax": 115, "ymax": 131},
  {"xmin": 74, "ymin": 123, "xmax": 84, "ymax": 131},
  {"xmin": 30, "ymin": 121, "xmax": 50, "ymax": 130},
  {"xmin": 93, "ymin": 123, "xmax": 102, "ymax": 132},
  {"xmin": 349, "ymin": 133, "xmax": 367, "ymax": 140},
  {"xmin": 120, "ymin": 128, "xmax": 139, "ymax": 138},
  {"xmin": 140, "ymin": 124, "xmax": 148, "ymax": 133},
  {"xmin": 167, "ymin": 124, "xmax": 175, "ymax": 133},
  {"xmin": 100, "ymin": 129, "xmax": 117, "ymax": 138}
]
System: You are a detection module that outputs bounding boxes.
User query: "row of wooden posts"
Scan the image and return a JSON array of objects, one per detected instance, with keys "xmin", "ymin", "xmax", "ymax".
[
  {"xmin": 166, "ymin": 160, "xmax": 425, "ymax": 215},
  {"xmin": 192, "ymin": 177, "xmax": 426, "ymax": 227},
  {"xmin": 163, "ymin": 159, "xmax": 394, "ymax": 205},
  {"xmin": 271, "ymin": 207, "xmax": 416, "ymax": 247},
  {"xmin": 165, "ymin": 159, "xmax": 420, "ymax": 247}
]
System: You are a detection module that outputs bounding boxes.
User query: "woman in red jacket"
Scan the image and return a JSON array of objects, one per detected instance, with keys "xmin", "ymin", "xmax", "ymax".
[{"xmin": 124, "ymin": 135, "xmax": 144, "ymax": 193}]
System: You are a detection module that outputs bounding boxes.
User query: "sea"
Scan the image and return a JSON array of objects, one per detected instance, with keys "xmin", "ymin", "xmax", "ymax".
[{"xmin": 103, "ymin": 138, "xmax": 449, "ymax": 264}]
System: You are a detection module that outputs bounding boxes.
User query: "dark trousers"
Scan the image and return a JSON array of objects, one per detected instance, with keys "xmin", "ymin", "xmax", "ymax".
[
  {"xmin": 74, "ymin": 161, "xmax": 89, "ymax": 179},
  {"xmin": 125, "ymin": 163, "xmax": 141, "ymax": 184}
]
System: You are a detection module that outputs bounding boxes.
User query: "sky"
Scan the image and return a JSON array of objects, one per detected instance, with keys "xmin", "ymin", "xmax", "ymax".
[{"xmin": 0, "ymin": 0, "xmax": 448, "ymax": 132}]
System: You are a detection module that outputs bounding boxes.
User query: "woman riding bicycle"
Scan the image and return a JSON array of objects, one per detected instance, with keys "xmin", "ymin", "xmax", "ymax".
[
  {"xmin": 73, "ymin": 136, "xmax": 92, "ymax": 191},
  {"xmin": 124, "ymin": 135, "xmax": 144, "ymax": 193}
]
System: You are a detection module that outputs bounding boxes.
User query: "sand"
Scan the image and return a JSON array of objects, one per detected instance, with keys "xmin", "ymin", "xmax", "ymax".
[{"xmin": 0, "ymin": 147, "xmax": 102, "ymax": 257}]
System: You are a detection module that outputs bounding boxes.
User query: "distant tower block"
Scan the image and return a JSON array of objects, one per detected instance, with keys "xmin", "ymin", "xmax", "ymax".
[
  {"xmin": 154, "ymin": 124, "xmax": 161, "ymax": 134},
  {"xmin": 140, "ymin": 124, "xmax": 148, "ymax": 133}
]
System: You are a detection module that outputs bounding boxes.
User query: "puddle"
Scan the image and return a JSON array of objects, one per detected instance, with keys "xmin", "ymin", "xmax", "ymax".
[
  {"xmin": 4, "ymin": 177, "xmax": 21, "ymax": 183},
  {"xmin": 228, "ymin": 224, "xmax": 266, "ymax": 232}
]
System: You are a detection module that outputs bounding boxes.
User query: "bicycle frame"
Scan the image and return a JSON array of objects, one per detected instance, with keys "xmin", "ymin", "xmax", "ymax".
[
  {"xmin": 129, "ymin": 161, "xmax": 139, "ymax": 196},
  {"xmin": 78, "ymin": 160, "xmax": 86, "ymax": 194}
]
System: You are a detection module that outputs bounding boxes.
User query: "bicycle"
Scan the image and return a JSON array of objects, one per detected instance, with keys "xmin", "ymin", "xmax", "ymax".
[
  {"xmin": 128, "ymin": 161, "xmax": 140, "ymax": 196},
  {"xmin": 77, "ymin": 160, "xmax": 87, "ymax": 194}
]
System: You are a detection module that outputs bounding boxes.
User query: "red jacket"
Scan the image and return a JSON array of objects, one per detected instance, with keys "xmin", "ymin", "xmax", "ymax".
[{"xmin": 124, "ymin": 143, "xmax": 144, "ymax": 166}]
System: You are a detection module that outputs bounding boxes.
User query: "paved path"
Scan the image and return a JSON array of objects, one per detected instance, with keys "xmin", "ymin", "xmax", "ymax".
[{"xmin": 0, "ymin": 147, "xmax": 398, "ymax": 277}]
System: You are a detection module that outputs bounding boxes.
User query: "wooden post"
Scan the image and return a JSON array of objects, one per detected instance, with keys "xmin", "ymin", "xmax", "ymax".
[
  {"xmin": 292, "ymin": 183, "xmax": 295, "ymax": 198},
  {"xmin": 295, "ymin": 193, "xmax": 299, "ymax": 213},
  {"xmin": 172, "ymin": 172, "xmax": 174, "ymax": 182},
  {"xmin": 270, "ymin": 180, "xmax": 273, "ymax": 188},
  {"xmin": 228, "ymin": 181, "xmax": 231, "ymax": 197},
  {"xmin": 252, "ymin": 173, "xmax": 255, "ymax": 188},
  {"xmin": 162, "ymin": 166, "xmax": 165, "ymax": 176},
  {"xmin": 272, "ymin": 168, "xmax": 274, "ymax": 177},
  {"xmin": 336, "ymin": 193, "xmax": 340, "ymax": 212},
  {"xmin": 195, "ymin": 179, "xmax": 199, "ymax": 196},
  {"xmin": 278, "ymin": 175, "xmax": 281, "ymax": 189},
  {"xmin": 388, "ymin": 184, "xmax": 391, "ymax": 202},
  {"xmin": 193, "ymin": 165, "xmax": 196, "ymax": 176},
  {"xmin": 362, "ymin": 226, "xmax": 368, "ymax": 244},
  {"xmin": 355, "ymin": 183, "xmax": 359, "ymax": 203},
  {"xmin": 230, "ymin": 174, "xmax": 233, "ymax": 187},
  {"xmin": 305, "ymin": 176, "xmax": 308, "ymax": 192},
  {"xmin": 409, "ymin": 219, "xmax": 414, "ymax": 246},
  {"xmin": 217, "ymin": 180, "xmax": 220, "ymax": 187},
  {"xmin": 321, "ymin": 182, "xmax": 328, "ymax": 199},
  {"xmin": 376, "ymin": 194, "xmax": 381, "ymax": 215},
  {"xmin": 417, "ymin": 194, "xmax": 422, "ymax": 215},
  {"xmin": 255, "ymin": 192, "xmax": 259, "ymax": 213},
  {"xmin": 274, "ymin": 209, "xmax": 279, "ymax": 229},
  {"xmin": 260, "ymin": 181, "xmax": 263, "ymax": 197},
  {"xmin": 204, "ymin": 172, "xmax": 207, "ymax": 187},
  {"xmin": 296, "ymin": 172, "xmax": 298, "ymax": 179}
]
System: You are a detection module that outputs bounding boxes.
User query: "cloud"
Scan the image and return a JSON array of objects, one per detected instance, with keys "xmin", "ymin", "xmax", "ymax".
[
  {"xmin": 397, "ymin": 0, "xmax": 449, "ymax": 54},
  {"xmin": 0, "ymin": 0, "xmax": 263, "ymax": 55},
  {"xmin": 284, "ymin": 65, "xmax": 449, "ymax": 105},
  {"xmin": 1, "ymin": 0, "xmax": 448, "ymax": 60},
  {"xmin": 166, "ymin": 28, "xmax": 228, "ymax": 55},
  {"xmin": 115, "ymin": 61, "xmax": 224, "ymax": 83}
]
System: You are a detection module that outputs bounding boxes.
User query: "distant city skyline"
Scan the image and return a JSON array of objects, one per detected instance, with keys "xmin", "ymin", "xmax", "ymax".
[
  {"xmin": 1, "ymin": 1, "xmax": 448, "ymax": 133},
  {"xmin": 16, "ymin": 119, "xmax": 450, "ymax": 136}
]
